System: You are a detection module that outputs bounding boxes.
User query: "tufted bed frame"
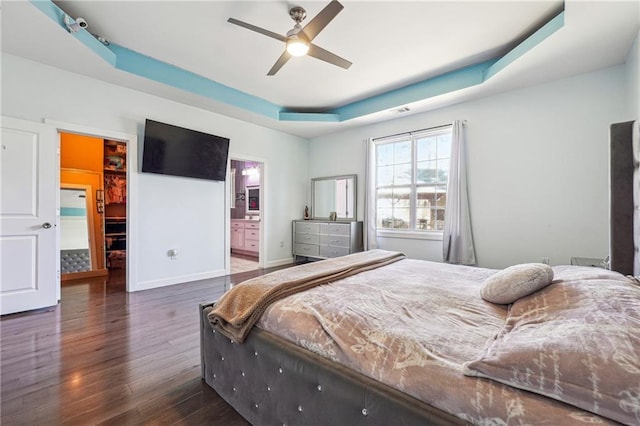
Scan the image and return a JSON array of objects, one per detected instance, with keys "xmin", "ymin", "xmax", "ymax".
[
  {"xmin": 200, "ymin": 303, "xmax": 463, "ymax": 425},
  {"xmin": 200, "ymin": 121, "xmax": 638, "ymax": 425}
]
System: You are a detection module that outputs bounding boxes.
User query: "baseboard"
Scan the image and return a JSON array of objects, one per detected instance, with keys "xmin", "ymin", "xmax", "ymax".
[
  {"xmin": 265, "ymin": 257, "xmax": 294, "ymax": 268},
  {"xmin": 61, "ymin": 268, "xmax": 108, "ymax": 281},
  {"xmin": 231, "ymin": 249, "xmax": 259, "ymax": 258},
  {"xmin": 132, "ymin": 269, "xmax": 227, "ymax": 292}
]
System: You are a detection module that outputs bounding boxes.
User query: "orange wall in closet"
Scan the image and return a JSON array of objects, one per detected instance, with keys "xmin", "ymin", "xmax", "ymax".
[
  {"xmin": 60, "ymin": 132, "xmax": 106, "ymax": 272},
  {"xmin": 60, "ymin": 133, "xmax": 103, "ymax": 171}
]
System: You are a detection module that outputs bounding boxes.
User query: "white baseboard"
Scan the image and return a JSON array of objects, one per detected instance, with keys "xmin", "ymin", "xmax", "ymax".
[
  {"xmin": 131, "ymin": 269, "xmax": 227, "ymax": 292},
  {"xmin": 265, "ymin": 257, "xmax": 294, "ymax": 268}
]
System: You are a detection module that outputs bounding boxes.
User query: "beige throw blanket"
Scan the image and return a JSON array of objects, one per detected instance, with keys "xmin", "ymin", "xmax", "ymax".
[{"xmin": 208, "ymin": 249, "xmax": 406, "ymax": 342}]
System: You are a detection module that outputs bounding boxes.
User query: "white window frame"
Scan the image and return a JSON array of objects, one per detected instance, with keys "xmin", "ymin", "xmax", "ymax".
[{"xmin": 373, "ymin": 126, "xmax": 452, "ymax": 241}]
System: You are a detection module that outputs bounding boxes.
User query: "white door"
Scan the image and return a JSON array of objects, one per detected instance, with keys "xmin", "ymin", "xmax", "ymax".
[{"xmin": 1, "ymin": 116, "xmax": 58, "ymax": 315}]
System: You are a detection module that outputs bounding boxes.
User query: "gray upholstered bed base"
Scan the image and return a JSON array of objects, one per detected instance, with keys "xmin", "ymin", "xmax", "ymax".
[{"xmin": 200, "ymin": 303, "xmax": 465, "ymax": 425}]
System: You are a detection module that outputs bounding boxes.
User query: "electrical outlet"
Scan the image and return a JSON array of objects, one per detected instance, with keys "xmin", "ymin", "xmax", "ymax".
[
  {"xmin": 280, "ymin": 241, "xmax": 284, "ymax": 247},
  {"xmin": 541, "ymin": 257, "xmax": 550, "ymax": 265}
]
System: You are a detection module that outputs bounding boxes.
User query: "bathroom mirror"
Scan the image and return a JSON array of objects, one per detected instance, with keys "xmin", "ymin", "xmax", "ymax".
[{"xmin": 311, "ymin": 174, "xmax": 356, "ymax": 220}]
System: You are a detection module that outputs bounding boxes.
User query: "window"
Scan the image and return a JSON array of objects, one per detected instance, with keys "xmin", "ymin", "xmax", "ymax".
[{"xmin": 374, "ymin": 126, "xmax": 452, "ymax": 233}]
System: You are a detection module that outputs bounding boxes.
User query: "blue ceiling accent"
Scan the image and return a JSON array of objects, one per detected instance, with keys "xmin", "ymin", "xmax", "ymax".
[
  {"xmin": 279, "ymin": 111, "xmax": 341, "ymax": 122},
  {"xmin": 30, "ymin": 0, "xmax": 565, "ymax": 124},
  {"xmin": 30, "ymin": 0, "xmax": 117, "ymax": 66},
  {"xmin": 334, "ymin": 60, "xmax": 497, "ymax": 121},
  {"xmin": 111, "ymin": 44, "xmax": 282, "ymax": 119}
]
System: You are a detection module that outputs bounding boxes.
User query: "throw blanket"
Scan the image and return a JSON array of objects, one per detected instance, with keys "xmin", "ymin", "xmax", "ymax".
[{"xmin": 208, "ymin": 249, "xmax": 406, "ymax": 342}]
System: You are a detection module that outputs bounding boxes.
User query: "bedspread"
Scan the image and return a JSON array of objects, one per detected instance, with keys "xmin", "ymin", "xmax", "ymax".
[{"xmin": 257, "ymin": 258, "xmax": 619, "ymax": 425}]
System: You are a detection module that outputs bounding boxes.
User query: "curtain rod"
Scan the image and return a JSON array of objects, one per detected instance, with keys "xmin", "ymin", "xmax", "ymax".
[{"xmin": 372, "ymin": 120, "xmax": 466, "ymax": 142}]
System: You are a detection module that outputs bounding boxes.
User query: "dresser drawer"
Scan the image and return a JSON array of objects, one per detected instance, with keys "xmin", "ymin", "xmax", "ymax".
[
  {"xmin": 295, "ymin": 233, "xmax": 320, "ymax": 245},
  {"xmin": 294, "ymin": 243, "xmax": 319, "ymax": 257},
  {"xmin": 295, "ymin": 222, "xmax": 319, "ymax": 234},
  {"xmin": 245, "ymin": 229, "xmax": 259, "ymax": 240},
  {"xmin": 231, "ymin": 221, "xmax": 244, "ymax": 229},
  {"xmin": 319, "ymin": 223, "xmax": 350, "ymax": 236},
  {"xmin": 245, "ymin": 221, "xmax": 260, "ymax": 230},
  {"xmin": 320, "ymin": 246, "xmax": 350, "ymax": 258},
  {"xmin": 319, "ymin": 234, "xmax": 350, "ymax": 248},
  {"xmin": 244, "ymin": 240, "xmax": 259, "ymax": 252}
]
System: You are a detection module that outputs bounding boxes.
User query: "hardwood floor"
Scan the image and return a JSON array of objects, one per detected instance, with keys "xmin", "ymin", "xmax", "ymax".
[{"xmin": 1, "ymin": 265, "xmax": 291, "ymax": 425}]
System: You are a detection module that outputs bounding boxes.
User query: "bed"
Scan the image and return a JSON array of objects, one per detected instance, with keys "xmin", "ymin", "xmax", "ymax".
[{"xmin": 201, "ymin": 249, "xmax": 640, "ymax": 425}]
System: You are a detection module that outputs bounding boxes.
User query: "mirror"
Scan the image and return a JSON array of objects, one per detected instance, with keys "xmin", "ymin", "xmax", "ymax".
[
  {"xmin": 312, "ymin": 174, "xmax": 356, "ymax": 220},
  {"xmin": 60, "ymin": 187, "xmax": 92, "ymax": 274},
  {"xmin": 60, "ymin": 185, "xmax": 97, "ymax": 276}
]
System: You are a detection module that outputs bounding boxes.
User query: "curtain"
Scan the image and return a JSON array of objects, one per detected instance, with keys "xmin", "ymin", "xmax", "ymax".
[
  {"xmin": 633, "ymin": 120, "xmax": 639, "ymax": 276},
  {"xmin": 443, "ymin": 120, "xmax": 476, "ymax": 265},
  {"xmin": 364, "ymin": 138, "xmax": 378, "ymax": 250}
]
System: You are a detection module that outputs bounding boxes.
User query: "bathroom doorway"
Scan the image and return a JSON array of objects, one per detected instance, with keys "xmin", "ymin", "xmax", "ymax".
[{"xmin": 229, "ymin": 159, "xmax": 263, "ymax": 274}]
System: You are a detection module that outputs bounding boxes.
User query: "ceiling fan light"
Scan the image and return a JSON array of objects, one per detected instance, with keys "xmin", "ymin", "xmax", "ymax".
[{"xmin": 286, "ymin": 37, "xmax": 309, "ymax": 56}]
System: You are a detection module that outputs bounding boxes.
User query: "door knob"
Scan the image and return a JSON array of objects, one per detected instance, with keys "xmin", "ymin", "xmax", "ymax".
[{"xmin": 42, "ymin": 222, "xmax": 52, "ymax": 229}]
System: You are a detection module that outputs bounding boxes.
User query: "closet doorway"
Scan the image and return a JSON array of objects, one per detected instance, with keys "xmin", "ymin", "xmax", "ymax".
[
  {"xmin": 59, "ymin": 132, "xmax": 128, "ymax": 286},
  {"xmin": 229, "ymin": 159, "xmax": 263, "ymax": 274}
]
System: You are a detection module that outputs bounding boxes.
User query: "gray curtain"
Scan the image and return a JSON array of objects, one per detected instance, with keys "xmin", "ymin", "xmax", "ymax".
[
  {"xmin": 633, "ymin": 120, "xmax": 639, "ymax": 276},
  {"xmin": 364, "ymin": 138, "xmax": 377, "ymax": 250},
  {"xmin": 443, "ymin": 120, "xmax": 476, "ymax": 265}
]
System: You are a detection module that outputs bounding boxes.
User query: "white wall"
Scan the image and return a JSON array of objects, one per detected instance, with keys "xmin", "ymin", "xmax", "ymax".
[
  {"xmin": 4, "ymin": 50, "xmax": 633, "ymax": 277},
  {"xmin": 309, "ymin": 66, "xmax": 628, "ymax": 269},
  {"xmin": 625, "ymin": 30, "xmax": 640, "ymax": 120},
  {"xmin": 2, "ymin": 53, "xmax": 309, "ymax": 290}
]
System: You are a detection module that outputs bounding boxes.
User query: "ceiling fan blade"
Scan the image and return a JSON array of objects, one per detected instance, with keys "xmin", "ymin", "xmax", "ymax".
[
  {"xmin": 302, "ymin": 0, "xmax": 343, "ymax": 41},
  {"xmin": 267, "ymin": 51, "xmax": 293, "ymax": 76},
  {"xmin": 307, "ymin": 44, "xmax": 352, "ymax": 70},
  {"xmin": 227, "ymin": 18, "xmax": 287, "ymax": 42}
]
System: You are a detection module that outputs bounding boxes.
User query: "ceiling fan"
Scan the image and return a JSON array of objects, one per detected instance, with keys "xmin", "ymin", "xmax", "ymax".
[{"xmin": 228, "ymin": 0, "xmax": 352, "ymax": 76}]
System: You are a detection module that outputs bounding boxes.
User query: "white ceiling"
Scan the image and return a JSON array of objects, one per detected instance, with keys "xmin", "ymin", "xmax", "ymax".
[{"xmin": 1, "ymin": 1, "xmax": 638, "ymax": 139}]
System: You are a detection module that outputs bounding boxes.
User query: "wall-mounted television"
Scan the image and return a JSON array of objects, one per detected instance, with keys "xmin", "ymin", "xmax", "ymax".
[{"xmin": 141, "ymin": 119, "xmax": 230, "ymax": 181}]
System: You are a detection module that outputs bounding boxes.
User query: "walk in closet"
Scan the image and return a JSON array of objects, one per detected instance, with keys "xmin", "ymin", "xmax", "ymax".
[{"xmin": 103, "ymin": 140, "xmax": 127, "ymax": 269}]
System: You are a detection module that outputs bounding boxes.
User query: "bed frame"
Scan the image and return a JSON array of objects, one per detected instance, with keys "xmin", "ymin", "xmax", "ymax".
[
  {"xmin": 610, "ymin": 120, "xmax": 636, "ymax": 275},
  {"xmin": 200, "ymin": 303, "xmax": 465, "ymax": 425}
]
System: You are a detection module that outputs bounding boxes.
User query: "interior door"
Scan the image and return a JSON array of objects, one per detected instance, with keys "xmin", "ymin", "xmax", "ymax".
[{"xmin": 1, "ymin": 116, "xmax": 58, "ymax": 315}]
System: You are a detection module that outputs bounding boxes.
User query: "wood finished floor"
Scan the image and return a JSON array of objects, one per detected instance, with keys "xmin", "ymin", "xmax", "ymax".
[{"xmin": 1, "ymin": 265, "xmax": 291, "ymax": 425}]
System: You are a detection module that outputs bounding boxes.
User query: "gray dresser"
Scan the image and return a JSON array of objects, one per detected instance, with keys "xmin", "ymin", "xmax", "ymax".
[{"xmin": 293, "ymin": 220, "xmax": 363, "ymax": 261}]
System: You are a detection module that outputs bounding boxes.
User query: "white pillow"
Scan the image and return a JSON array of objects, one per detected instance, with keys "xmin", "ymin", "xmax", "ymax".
[{"xmin": 481, "ymin": 263, "xmax": 554, "ymax": 304}]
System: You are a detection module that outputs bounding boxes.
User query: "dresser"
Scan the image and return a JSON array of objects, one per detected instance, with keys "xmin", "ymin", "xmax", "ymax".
[
  {"xmin": 293, "ymin": 220, "xmax": 363, "ymax": 261},
  {"xmin": 231, "ymin": 219, "xmax": 260, "ymax": 257}
]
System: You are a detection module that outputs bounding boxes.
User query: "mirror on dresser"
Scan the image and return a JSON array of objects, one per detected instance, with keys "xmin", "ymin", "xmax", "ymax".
[{"xmin": 311, "ymin": 174, "xmax": 356, "ymax": 220}]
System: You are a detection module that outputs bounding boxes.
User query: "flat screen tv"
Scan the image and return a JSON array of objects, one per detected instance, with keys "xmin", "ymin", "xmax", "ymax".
[{"xmin": 142, "ymin": 119, "xmax": 230, "ymax": 181}]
